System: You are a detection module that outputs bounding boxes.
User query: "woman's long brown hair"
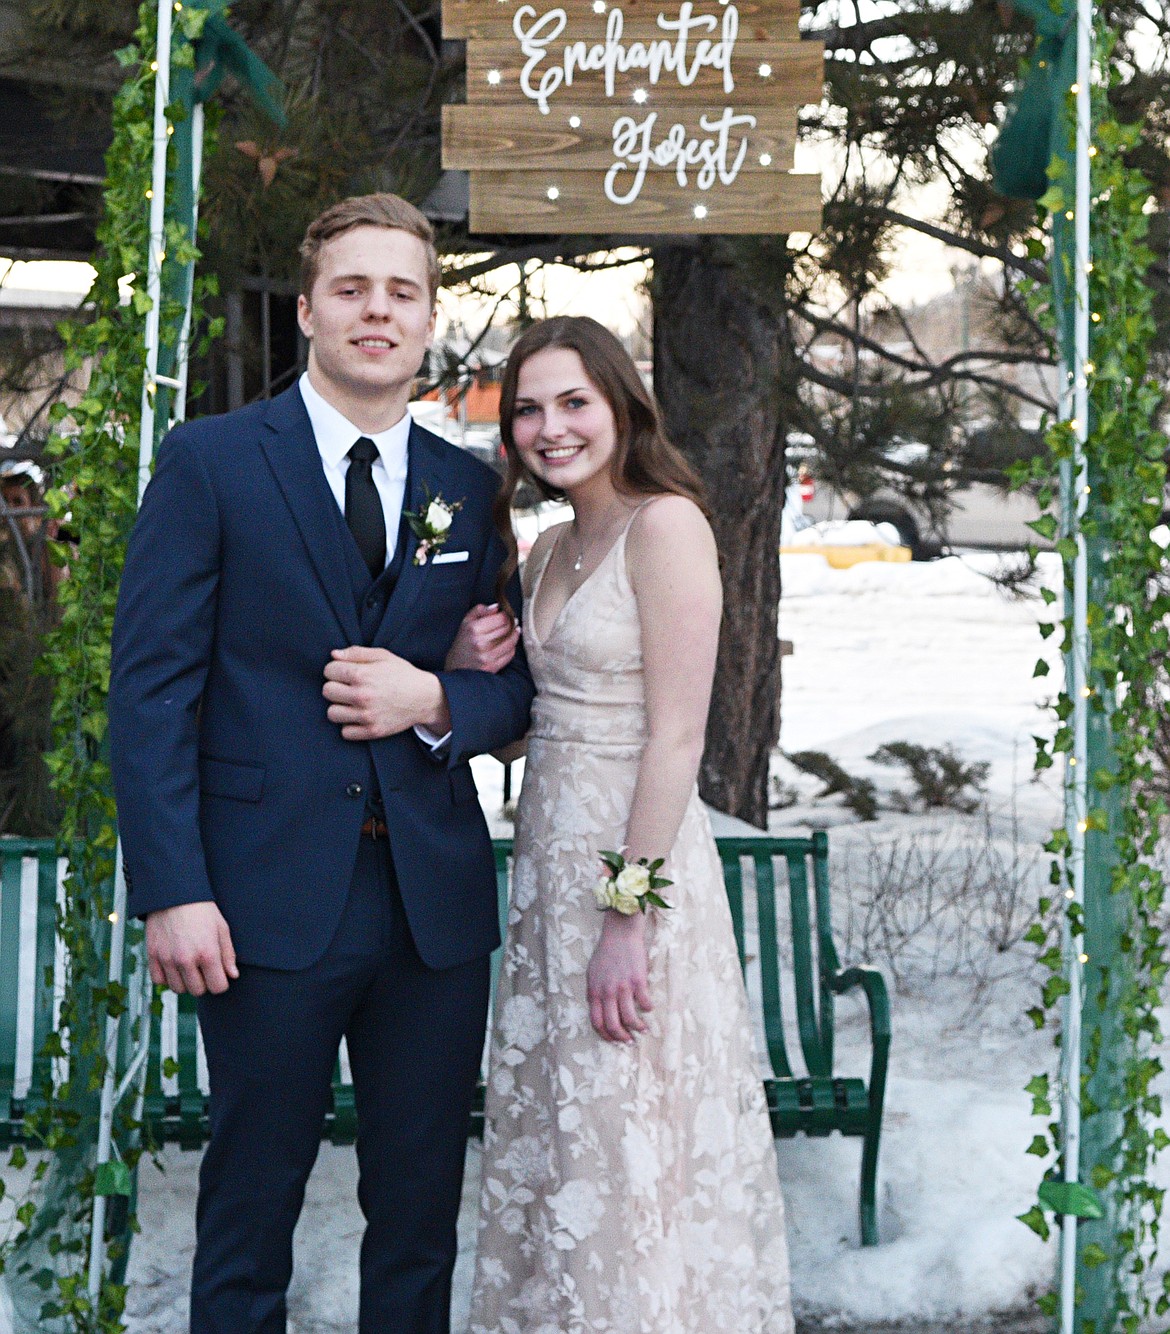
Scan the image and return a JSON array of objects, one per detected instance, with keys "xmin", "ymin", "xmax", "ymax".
[{"xmin": 493, "ymin": 316, "xmax": 709, "ymax": 610}]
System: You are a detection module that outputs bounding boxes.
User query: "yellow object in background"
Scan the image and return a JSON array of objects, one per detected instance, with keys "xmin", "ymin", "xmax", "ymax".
[{"xmin": 780, "ymin": 543, "xmax": 913, "ymax": 569}]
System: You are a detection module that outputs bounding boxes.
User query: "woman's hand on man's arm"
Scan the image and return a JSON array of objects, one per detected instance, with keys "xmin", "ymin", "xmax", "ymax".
[{"xmin": 446, "ymin": 603, "xmax": 520, "ymax": 673}]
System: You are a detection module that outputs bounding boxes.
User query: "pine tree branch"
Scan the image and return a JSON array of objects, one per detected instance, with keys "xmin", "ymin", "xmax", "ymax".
[
  {"xmin": 862, "ymin": 207, "xmax": 1048, "ymax": 281},
  {"xmin": 442, "ymin": 243, "xmax": 647, "ymax": 285},
  {"xmin": 794, "ymin": 306, "xmax": 1055, "ymax": 410}
]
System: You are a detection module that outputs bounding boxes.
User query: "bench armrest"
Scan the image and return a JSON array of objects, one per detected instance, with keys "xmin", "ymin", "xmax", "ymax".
[{"xmin": 829, "ymin": 965, "xmax": 891, "ymax": 1111}]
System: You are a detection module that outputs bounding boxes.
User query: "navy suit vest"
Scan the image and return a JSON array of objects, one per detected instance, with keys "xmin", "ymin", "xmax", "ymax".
[{"xmin": 329, "ymin": 480, "xmax": 413, "ymax": 808}]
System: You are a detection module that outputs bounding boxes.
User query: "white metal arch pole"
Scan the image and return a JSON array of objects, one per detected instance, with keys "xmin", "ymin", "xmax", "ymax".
[
  {"xmin": 174, "ymin": 101, "xmax": 205, "ymax": 421},
  {"xmin": 87, "ymin": 0, "xmax": 174, "ymax": 1303},
  {"xmin": 1058, "ymin": 0, "xmax": 1093, "ymax": 1326}
]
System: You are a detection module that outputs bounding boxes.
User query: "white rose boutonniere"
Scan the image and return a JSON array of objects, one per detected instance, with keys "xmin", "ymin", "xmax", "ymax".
[
  {"xmin": 425, "ymin": 499, "xmax": 453, "ymax": 534},
  {"xmin": 405, "ymin": 487, "xmax": 464, "ymax": 565},
  {"xmin": 594, "ymin": 850, "xmax": 673, "ymax": 915}
]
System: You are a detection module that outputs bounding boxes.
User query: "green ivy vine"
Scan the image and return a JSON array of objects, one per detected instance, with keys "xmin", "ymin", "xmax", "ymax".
[
  {"xmin": 1013, "ymin": 27, "xmax": 1170, "ymax": 1332},
  {"xmin": 0, "ymin": 4, "xmax": 221, "ymax": 1329}
]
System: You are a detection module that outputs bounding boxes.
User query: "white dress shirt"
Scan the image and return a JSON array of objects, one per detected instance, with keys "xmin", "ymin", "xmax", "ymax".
[
  {"xmin": 299, "ymin": 372, "xmax": 410, "ymax": 565},
  {"xmin": 298, "ymin": 373, "xmax": 450, "ymax": 752}
]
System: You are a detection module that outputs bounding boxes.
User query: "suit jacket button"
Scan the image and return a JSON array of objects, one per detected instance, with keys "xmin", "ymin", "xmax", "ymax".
[
  {"xmin": 365, "ymin": 594, "xmax": 379, "ymax": 609},
  {"xmin": 346, "ymin": 783, "xmax": 363, "ymax": 799}
]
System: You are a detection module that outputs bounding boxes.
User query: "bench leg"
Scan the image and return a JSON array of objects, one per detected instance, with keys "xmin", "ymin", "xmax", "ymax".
[{"xmin": 859, "ymin": 1117, "xmax": 881, "ymax": 1246}]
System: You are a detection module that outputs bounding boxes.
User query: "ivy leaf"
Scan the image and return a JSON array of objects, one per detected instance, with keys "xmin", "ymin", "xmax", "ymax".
[
  {"xmin": 1090, "ymin": 1164, "xmax": 1116, "ymax": 1189},
  {"xmin": 1082, "ymin": 1242, "xmax": 1110, "ymax": 1268},
  {"xmin": 93, "ymin": 1161, "xmax": 133, "ymax": 1198},
  {"xmin": 1018, "ymin": 1205, "xmax": 1051, "ymax": 1241}
]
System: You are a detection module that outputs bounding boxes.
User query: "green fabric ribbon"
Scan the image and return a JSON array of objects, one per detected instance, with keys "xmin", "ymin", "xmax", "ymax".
[{"xmin": 1039, "ymin": 1179, "xmax": 1106, "ymax": 1219}]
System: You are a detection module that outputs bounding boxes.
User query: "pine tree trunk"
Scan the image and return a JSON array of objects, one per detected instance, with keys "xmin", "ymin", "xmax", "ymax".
[{"xmin": 651, "ymin": 242, "xmax": 791, "ymax": 828}]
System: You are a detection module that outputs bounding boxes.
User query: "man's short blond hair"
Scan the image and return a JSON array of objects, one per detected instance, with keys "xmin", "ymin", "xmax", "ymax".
[{"xmin": 299, "ymin": 194, "xmax": 440, "ymax": 305}]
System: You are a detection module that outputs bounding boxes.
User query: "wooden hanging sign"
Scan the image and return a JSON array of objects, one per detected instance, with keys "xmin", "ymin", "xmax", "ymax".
[{"xmin": 441, "ymin": 0, "xmax": 823, "ymax": 234}]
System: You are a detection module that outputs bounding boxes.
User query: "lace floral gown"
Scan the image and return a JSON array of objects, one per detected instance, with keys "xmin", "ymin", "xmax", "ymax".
[{"xmin": 468, "ymin": 517, "xmax": 794, "ymax": 1334}]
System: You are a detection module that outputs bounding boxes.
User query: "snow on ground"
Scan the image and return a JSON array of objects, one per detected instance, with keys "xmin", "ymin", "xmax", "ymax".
[
  {"xmin": 762, "ymin": 552, "xmax": 1063, "ymax": 1327},
  {"xmin": 121, "ymin": 549, "xmax": 1165, "ymax": 1331}
]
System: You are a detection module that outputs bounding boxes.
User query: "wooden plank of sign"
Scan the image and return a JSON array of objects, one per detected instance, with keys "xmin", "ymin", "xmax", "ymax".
[
  {"xmin": 467, "ymin": 167, "xmax": 821, "ymax": 233},
  {"xmin": 444, "ymin": 0, "xmax": 799, "ymax": 41},
  {"xmin": 442, "ymin": 104, "xmax": 797, "ymax": 170},
  {"xmin": 465, "ymin": 38, "xmax": 822, "ymax": 106}
]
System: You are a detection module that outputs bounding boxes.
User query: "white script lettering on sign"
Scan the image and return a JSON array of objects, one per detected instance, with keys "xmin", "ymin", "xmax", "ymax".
[
  {"xmin": 442, "ymin": 0, "xmax": 824, "ymax": 233},
  {"xmin": 514, "ymin": 2, "xmax": 740, "ymax": 113},
  {"xmin": 606, "ymin": 107, "xmax": 755, "ymax": 203},
  {"xmin": 513, "ymin": 1, "xmax": 752, "ymax": 204}
]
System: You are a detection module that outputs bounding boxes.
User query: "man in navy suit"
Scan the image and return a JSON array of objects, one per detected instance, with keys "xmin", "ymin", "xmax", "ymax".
[{"xmin": 108, "ymin": 194, "xmax": 532, "ymax": 1334}]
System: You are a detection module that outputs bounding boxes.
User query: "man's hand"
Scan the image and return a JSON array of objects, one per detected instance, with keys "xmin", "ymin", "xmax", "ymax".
[
  {"xmin": 146, "ymin": 901, "xmax": 239, "ymax": 996},
  {"xmin": 324, "ymin": 646, "xmax": 451, "ymax": 740},
  {"xmin": 446, "ymin": 604, "xmax": 520, "ymax": 674}
]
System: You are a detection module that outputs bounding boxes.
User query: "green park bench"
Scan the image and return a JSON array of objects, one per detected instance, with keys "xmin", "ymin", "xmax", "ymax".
[{"xmin": 0, "ymin": 830, "xmax": 891, "ymax": 1245}]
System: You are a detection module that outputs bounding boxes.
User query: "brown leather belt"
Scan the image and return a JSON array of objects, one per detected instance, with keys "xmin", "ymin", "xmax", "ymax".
[{"xmin": 360, "ymin": 817, "xmax": 389, "ymax": 840}]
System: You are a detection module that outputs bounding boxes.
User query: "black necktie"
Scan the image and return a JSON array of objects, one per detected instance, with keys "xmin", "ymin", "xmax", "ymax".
[{"xmin": 345, "ymin": 437, "xmax": 386, "ymax": 580}]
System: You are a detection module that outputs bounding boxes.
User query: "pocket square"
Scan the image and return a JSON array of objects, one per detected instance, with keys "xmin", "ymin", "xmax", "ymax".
[{"xmin": 432, "ymin": 550, "xmax": 470, "ymax": 564}]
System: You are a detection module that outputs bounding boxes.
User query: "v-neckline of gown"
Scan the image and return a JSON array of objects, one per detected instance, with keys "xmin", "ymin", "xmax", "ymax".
[{"xmin": 528, "ymin": 517, "xmax": 630, "ymax": 650}]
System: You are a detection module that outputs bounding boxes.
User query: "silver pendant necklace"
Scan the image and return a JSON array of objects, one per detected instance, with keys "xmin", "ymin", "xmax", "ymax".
[{"xmin": 571, "ymin": 505, "xmax": 625, "ymax": 576}]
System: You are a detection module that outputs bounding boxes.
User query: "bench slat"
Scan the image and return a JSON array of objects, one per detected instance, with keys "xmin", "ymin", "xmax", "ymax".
[
  {"xmin": 27, "ymin": 854, "xmax": 60, "ymax": 1114},
  {"xmin": 753, "ymin": 853, "xmax": 792, "ymax": 1080},
  {"xmin": 177, "ymin": 994, "xmax": 203, "ymax": 1151},
  {"xmin": 810, "ymin": 831, "xmax": 838, "ymax": 1072},
  {"xmin": 331, "ymin": 1056, "xmax": 356, "ymax": 1145},
  {"xmin": 0, "ymin": 853, "xmax": 23, "ymax": 1130},
  {"xmin": 785, "ymin": 853, "xmax": 830, "ymax": 1078},
  {"xmin": 722, "ymin": 854, "xmax": 747, "ymax": 972}
]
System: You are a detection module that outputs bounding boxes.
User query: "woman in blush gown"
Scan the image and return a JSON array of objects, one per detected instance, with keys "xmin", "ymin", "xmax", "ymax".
[{"xmin": 456, "ymin": 316, "xmax": 793, "ymax": 1334}]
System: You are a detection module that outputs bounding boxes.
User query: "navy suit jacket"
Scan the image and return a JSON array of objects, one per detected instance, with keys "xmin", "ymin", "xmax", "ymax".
[{"xmin": 108, "ymin": 384, "xmax": 534, "ymax": 971}]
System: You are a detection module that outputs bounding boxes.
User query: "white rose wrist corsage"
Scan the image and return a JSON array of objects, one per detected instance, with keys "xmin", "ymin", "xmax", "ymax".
[
  {"xmin": 594, "ymin": 850, "xmax": 673, "ymax": 915},
  {"xmin": 405, "ymin": 488, "xmax": 464, "ymax": 565}
]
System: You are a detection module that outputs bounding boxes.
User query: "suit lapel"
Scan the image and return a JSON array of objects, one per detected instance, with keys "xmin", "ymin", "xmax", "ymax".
[
  {"xmin": 376, "ymin": 422, "xmax": 449, "ymax": 647},
  {"xmin": 258, "ymin": 386, "xmax": 362, "ymax": 644}
]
